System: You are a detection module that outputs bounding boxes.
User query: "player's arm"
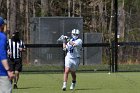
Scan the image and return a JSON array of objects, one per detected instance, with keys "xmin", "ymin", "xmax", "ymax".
[
  {"xmin": 0, "ymin": 36, "xmax": 9, "ymax": 70},
  {"xmin": 19, "ymin": 40, "xmax": 26, "ymax": 51},
  {"xmin": 2, "ymin": 59, "xmax": 9, "ymax": 71},
  {"xmin": 63, "ymin": 43, "xmax": 66, "ymax": 50},
  {"xmin": 2, "ymin": 59, "xmax": 14, "ymax": 80},
  {"xmin": 7, "ymin": 49, "xmax": 12, "ymax": 56},
  {"xmin": 0, "ymin": 37, "xmax": 14, "ymax": 79},
  {"xmin": 69, "ymin": 39, "xmax": 82, "ymax": 47},
  {"xmin": 62, "ymin": 36, "xmax": 69, "ymax": 51},
  {"xmin": 7, "ymin": 39, "xmax": 12, "ymax": 56},
  {"xmin": 69, "ymin": 41, "xmax": 75, "ymax": 46},
  {"xmin": 22, "ymin": 41, "xmax": 26, "ymax": 51}
]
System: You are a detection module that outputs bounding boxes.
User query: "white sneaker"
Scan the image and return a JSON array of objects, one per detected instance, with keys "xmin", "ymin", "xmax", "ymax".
[
  {"xmin": 70, "ymin": 83, "xmax": 76, "ymax": 90},
  {"xmin": 62, "ymin": 82, "xmax": 66, "ymax": 91},
  {"xmin": 62, "ymin": 85, "xmax": 66, "ymax": 91}
]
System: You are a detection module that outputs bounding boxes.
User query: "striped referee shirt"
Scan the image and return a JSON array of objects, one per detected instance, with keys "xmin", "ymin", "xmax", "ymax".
[{"xmin": 8, "ymin": 39, "xmax": 25, "ymax": 59}]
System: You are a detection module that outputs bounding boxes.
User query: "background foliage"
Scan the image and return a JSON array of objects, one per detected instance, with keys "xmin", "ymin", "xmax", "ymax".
[{"xmin": 0, "ymin": 0, "xmax": 139, "ymax": 64}]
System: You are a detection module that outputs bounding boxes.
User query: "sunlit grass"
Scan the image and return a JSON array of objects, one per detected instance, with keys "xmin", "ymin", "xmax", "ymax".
[{"xmin": 13, "ymin": 72, "xmax": 140, "ymax": 93}]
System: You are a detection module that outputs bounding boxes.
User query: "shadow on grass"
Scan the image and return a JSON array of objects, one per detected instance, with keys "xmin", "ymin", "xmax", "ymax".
[
  {"xmin": 17, "ymin": 87, "xmax": 41, "ymax": 90},
  {"xmin": 75, "ymin": 87, "xmax": 101, "ymax": 91}
]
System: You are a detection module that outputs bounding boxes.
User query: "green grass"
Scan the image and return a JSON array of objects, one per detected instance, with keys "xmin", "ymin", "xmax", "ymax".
[
  {"xmin": 22, "ymin": 64, "xmax": 140, "ymax": 72},
  {"xmin": 13, "ymin": 72, "xmax": 140, "ymax": 93}
]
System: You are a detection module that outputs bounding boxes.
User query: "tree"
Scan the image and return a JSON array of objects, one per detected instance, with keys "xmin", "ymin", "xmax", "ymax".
[
  {"xmin": 41, "ymin": 0, "xmax": 49, "ymax": 16},
  {"xmin": 7, "ymin": 0, "xmax": 10, "ymax": 35},
  {"xmin": 9, "ymin": 0, "xmax": 16, "ymax": 35}
]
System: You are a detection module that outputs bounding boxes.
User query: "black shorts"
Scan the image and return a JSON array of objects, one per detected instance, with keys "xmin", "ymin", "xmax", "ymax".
[{"xmin": 8, "ymin": 58, "xmax": 22, "ymax": 72}]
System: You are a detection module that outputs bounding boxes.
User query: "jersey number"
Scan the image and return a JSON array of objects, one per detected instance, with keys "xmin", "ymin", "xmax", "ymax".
[{"xmin": 69, "ymin": 47, "xmax": 74, "ymax": 53}]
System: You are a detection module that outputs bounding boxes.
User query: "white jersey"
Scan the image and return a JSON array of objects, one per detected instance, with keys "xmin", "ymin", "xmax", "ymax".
[{"xmin": 66, "ymin": 38, "xmax": 82, "ymax": 58}]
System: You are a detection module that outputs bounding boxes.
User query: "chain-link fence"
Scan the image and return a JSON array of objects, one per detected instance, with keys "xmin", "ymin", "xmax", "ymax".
[
  {"xmin": 23, "ymin": 17, "xmax": 111, "ymax": 72},
  {"xmin": 23, "ymin": 16, "xmax": 140, "ymax": 72},
  {"xmin": 117, "ymin": 9, "xmax": 140, "ymax": 71},
  {"xmin": 117, "ymin": 44, "xmax": 140, "ymax": 72}
]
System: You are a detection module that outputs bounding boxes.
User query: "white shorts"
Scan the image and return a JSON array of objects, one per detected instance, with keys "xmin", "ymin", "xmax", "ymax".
[
  {"xmin": 0, "ymin": 76, "xmax": 12, "ymax": 93},
  {"xmin": 65, "ymin": 56, "xmax": 80, "ymax": 71}
]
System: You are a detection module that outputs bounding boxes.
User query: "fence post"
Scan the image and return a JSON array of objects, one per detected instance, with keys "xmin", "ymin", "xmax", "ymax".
[{"xmin": 111, "ymin": 41, "xmax": 115, "ymax": 72}]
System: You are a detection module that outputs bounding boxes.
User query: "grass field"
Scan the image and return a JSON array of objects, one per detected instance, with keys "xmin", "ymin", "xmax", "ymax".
[{"xmin": 13, "ymin": 72, "xmax": 140, "ymax": 93}]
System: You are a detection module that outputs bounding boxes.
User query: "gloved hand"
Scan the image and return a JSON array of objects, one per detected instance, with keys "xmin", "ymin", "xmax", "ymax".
[{"xmin": 63, "ymin": 36, "xmax": 68, "ymax": 43}]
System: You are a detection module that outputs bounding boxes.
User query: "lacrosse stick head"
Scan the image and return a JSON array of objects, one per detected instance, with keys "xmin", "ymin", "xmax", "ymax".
[
  {"xmin": 57, "ymin": 35, "xmax": 70, "ymax": 42},
  {"xmin": 57, "ymin": 35, "xmax": 65, "ymax": 42}
]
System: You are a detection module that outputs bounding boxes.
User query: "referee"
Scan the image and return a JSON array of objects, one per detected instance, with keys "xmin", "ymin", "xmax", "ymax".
[{"xmin": 7, "ymin": 31, "xmax": 26, "ymax": 89}]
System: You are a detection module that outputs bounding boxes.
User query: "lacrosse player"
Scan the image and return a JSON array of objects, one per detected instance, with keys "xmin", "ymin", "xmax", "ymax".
[{"xmin": 62, "ymin": 29, "xmax": 82, "ymax": 91}]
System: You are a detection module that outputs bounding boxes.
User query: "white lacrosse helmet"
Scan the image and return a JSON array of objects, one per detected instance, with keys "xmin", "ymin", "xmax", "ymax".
[
  {"xmin": 71, "ymin": 29, "xmax": 80, "ymax": 39},
  {"xmin": 71, "ymin": 29, "xmax": 80, "ymax": 35}
]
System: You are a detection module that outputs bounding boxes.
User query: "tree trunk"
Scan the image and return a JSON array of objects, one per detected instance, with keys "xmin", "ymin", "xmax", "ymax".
[
  {"xmin": 25, "ymin": 0, "xmax": 29, "ymax": 43},
  {"xmin": 41, "ymin": 0, "xmax": 49, "ymax": 16},
  {"xmin": 0, "ymin": 0, "xmax": 2, "ymax": 5},
  {"xmin": 7, "ymin": 0, "xmax": 10, "ymax": 35},
  {"xmin": 9, "ymin": 0, "xmax": 16, "ymax": 35},
  {"xmin": 98, "ymin": 0, "xmax": 104, "ymax": 33},
  {"xmin": 33, "ymin": 0, "xmax": 36, "ymax": 17},
  {"xmin": 68, "ymin": 0, "xmax": 71, "ymax": 17},
  {"xmin": 25, "ymin": 0, "xmax": 29, "ymax": 64},
  {"xmin": 108, "ymin": 0, "xmax": 114, "ymax": 42},
  {"xmin": 79, "ymin": 1, "xmax": 82, "ymax": 17},
  {"xmin": 72, "ymin": 0, "xmax": 76, "ymax": 17},
  {"xmin": 19, "ymin": 0, "xmax": 25, "ymax": 40},
  {"xmin": 20, "ymin": 0, "xmax": 24, "ymax": 14},
  {"xmin": 0, "ymin": 0, "xmax": 4, "ymax": 15},
  {"xmin": 118, "ymin": 0, "xmax": 125, "ymax": 38}
]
